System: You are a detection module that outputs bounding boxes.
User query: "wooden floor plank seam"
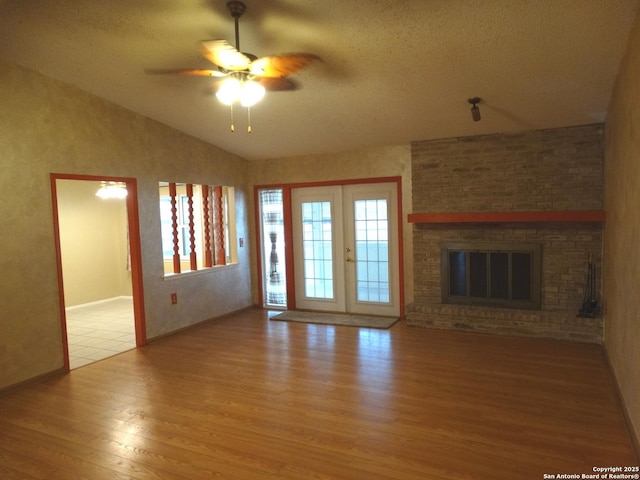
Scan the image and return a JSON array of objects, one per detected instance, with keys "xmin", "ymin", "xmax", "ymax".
[{"xmin": 0, "ymin": 308, "xmax": 636, "ymax": 479}]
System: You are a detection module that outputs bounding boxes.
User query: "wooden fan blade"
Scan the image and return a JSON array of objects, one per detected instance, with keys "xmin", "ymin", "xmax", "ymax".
[
  {"xmin": 258, "ymin": 76, "xmax": 298, "ymax": 91},
  {"xmin": 250, "ymin": 54, "xmax": 319, "ymax": 78},
  {"xmin": 145, "ymin": 68, "xmax": 227, "ymax": 77},
  {"xmin": 201, "ymin": 39, "xmax": 252, "ymax": 70}
]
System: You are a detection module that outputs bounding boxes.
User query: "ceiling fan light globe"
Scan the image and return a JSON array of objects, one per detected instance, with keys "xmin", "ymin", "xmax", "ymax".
[
  {"xmin": 240, "ymin": 81, "xmax": 265, "ymax": 107},
  {"xmin": 216, "ymin": 78, "xmax": 242, "ymax": 105}
]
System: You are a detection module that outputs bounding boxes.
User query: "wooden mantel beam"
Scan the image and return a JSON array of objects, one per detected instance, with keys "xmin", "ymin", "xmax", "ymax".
[{"xmin": 407, "ymin": 210, "xmax": 606, "ymax": 224}]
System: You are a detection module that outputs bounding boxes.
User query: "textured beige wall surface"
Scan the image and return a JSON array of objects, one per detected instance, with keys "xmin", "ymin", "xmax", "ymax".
[
  {"xmin": 57, "ymin": 179, "xmax": 132, "ymax": 306},
  {"xmin": 0, "ymin": 58, "xmax": 251, "ymax": 389},
  {"xmin": 247, "ymin": 146, "xmax": 414, "ymax": 306},
  {"xmin": 603, "ymin": 11, "xmax": 640, "ymax": 453}
]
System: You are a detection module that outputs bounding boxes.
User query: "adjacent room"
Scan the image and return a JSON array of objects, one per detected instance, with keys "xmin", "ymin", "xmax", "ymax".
[
  {"xmin": 55, "ymin": 179, "xmax": 136, "ymax": 369},
  {"xmin": 1, "ymin": 1, "xmax": 639, "ymax": 478}
]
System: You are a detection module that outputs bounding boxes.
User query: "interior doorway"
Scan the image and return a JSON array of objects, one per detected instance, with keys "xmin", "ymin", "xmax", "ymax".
[{"xmin": 51, "ymin": 174, "xmax": 146, "ymax": 371}]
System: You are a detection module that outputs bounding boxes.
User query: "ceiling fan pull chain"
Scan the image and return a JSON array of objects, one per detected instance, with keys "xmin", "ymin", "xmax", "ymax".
[
  {"xmin": 230, "ymin": 104, "xmax": 235, "ymax": 132},
  {"xmin": 247, "ymin": 106, "xmax": 252, "ymax": 133},
  {"xmin": 234, "ymin": 14, "xmax": 241, "ymax": 51}
]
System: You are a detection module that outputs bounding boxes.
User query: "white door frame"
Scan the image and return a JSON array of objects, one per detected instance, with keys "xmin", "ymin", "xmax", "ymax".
[
  {"xmin": 291, "ymin": 182, "xmax": 400, "ymax": 316},
  {"xmin": 343, "ymin": 182, "xmax": 400, "ymax": 316},
  {"xmin": 292, "ymin": 186, "xmax": 346, "ymax": 312}
]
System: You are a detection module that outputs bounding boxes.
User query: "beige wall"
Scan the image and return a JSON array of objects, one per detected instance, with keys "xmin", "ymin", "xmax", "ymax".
[
  {"xmin": 0, "ymin": 58, "xmax": 252, "ymax": 389},
  {"xmin": 57, "ymin": 179, "xmax": 132, "ymax": 306},
  {"xmin": 247, "ymin": 146, "xmax": 413, "ymax": 307},
  {"xmin": 603, "ymin": 11, "xmax": 640, "ymax": 452}
]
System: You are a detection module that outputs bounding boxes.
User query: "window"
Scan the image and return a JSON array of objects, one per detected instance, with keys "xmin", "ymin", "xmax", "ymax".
[
  {"xmin": 258, "ymin": 188, "xmax": 287, "ymax": 307},
  {"xmin": 354, "ymin": 198, "xmax": 390, "ymax": 303},
  {"xmin": 160, "ymin": 182, "xmax": 236, "ymax": 275},
  {"xmin": 301, "ymin": 200, "xmax": 334, "ymax": 299}
]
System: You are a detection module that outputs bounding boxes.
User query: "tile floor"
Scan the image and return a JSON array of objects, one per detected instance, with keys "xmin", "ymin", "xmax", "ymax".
[{"xmin": 66, "ymin": 297, "xmax": 136, "ymax": 369}]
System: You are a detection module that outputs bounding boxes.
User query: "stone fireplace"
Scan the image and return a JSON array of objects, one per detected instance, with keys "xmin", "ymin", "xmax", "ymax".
[{"xmin": 406, "ymin": 125, "xmax": 605, "ymax": 343}]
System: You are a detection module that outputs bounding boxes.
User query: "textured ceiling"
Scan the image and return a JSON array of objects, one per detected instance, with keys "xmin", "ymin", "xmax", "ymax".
[{"xmin": 0, "ymin": 0, "xmax": 638, "ymax": 160}]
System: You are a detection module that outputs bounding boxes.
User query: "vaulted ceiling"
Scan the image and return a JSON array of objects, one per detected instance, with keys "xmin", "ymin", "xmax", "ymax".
[{"xmin": 0, "ymin": 0, "xmax": 638, "ymax": 160}]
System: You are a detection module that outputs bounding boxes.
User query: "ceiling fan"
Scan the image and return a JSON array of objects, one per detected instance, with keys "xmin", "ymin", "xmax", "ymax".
[{"xmin": 146, "ymin": 0, "xmax": 319, "ymax": 132}]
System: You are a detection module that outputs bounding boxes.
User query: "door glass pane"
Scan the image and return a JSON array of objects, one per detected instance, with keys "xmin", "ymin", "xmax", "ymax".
[
  {"xmin": 302, "ymin": 201, "xmax": 334, "ymax": 299},
  {"xmin": 354, "ymin": 199, "xmax": 390, "ymax": 303},
  {"xmin": 490, "ymin": 252, "xmax": 509, "ymax": 299},
  {"xmin": 512, "ymin": 252, "xmax": 532, "ymax": 300},
  {"xmin": 469, "ymin": 252, "xmax": 488, "ymax": 298},
  {"xmin": 448, "ymin": 251, "xmax": 467, "ymax": 296}
]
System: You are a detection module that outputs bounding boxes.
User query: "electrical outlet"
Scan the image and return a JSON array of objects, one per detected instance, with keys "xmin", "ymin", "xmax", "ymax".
[{"xmin": 170, "ymin": 293, "xmax": 178, "ymax": 305}]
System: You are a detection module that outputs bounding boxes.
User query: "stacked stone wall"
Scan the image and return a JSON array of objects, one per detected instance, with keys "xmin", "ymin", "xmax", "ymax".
[{"xmin": 408, "ymin": 125, "xmax": 604, "ymax": 343}]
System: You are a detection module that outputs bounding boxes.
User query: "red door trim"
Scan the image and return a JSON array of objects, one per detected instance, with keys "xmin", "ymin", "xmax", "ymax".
[
  {"xmin": 254, "ymin": 176, "xmax": 404, "ymax": 317},
  {"xmin": 50, "ymin": 173, "xmax": 147, "ymax": 373}
]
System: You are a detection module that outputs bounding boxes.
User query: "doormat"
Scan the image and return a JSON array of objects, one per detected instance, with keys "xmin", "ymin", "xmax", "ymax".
[{"xmin": 270, "ymin": 311, "xmax": 399, "ymax": 329}]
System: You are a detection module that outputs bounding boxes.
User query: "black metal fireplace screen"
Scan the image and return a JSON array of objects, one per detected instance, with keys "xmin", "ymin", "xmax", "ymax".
[{"xmin": 441, "ymin": 242, "xmax": 541, "ymax": 310}]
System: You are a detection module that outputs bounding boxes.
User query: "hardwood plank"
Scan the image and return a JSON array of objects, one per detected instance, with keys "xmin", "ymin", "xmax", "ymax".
[
  {"xmin": 0, "ymin": 308, "xmax": 636, "ymax": 479},
  {"xmin": 0, "ymin": 447, "xmax": 48, "ymax": 480}
]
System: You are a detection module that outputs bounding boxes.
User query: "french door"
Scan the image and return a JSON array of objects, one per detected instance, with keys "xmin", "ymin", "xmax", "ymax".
[{"xmin": 291, "ymin": 183, "xmax": 400, "ymax": 316}]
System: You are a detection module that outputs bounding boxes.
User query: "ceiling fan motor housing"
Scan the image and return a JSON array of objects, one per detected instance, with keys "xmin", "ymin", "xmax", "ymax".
[{"xmin": 227, "ymin": 1, "xmax": 246, "ymax": 18}]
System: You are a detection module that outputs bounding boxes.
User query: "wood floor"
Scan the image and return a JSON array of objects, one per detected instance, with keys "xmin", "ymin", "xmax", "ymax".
[{"xmin": 1, "ymin": 308, "xmax": 636, "ymax": 479}]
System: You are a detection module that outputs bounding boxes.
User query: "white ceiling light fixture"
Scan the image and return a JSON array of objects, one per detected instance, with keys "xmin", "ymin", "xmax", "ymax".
[
  {"xmin": 96, "ymin": 181, "xmax": 128, "ymax": 200},
  {"xmin": 215, "ymin": 72, "xmax": 266, "ymax": 133},
  {"xmin": 213, "ymin": 1, "xmax": 266, "ymax": 133}
]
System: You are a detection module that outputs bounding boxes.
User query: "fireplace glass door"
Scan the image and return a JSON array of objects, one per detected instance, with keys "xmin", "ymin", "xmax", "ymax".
[{"xmin": 441, "ymin": 242, "xmax": 541, "ymax": 310}]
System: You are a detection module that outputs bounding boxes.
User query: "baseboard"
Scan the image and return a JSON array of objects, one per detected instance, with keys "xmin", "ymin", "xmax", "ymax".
[
  {"xmin": 1, "ymin": 305, "xmax": 257, "ymax": 395},
  {"xmin": 65, "ymin": 295, "xmax": 133, "ymax": 311},
  {"xmin": 603, "ymin": 345, "xmax": 640, "ymax": 462},
  {"xmin": 146, "ymin": 304, "xmax": 257, "ymax": 344},
  {"xmin": 0, "ymin": 367, "xmax": 66, "ymax": 397}
]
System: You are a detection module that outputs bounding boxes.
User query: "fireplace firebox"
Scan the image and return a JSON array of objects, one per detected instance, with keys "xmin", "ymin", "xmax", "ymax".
[{"xmin": 441, "ymin": 242, "xmax": 541, "ymax": 310}]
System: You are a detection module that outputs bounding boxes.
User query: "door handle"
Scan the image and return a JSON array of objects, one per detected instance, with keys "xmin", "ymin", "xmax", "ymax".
[{"xmin": 346, "ymin": 247, "xmax": 354, "ymax": 262}]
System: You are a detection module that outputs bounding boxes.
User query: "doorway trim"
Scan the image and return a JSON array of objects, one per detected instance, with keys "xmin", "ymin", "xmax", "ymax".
[
  {"xmin": 50, "ymin": 173, "xmax": 147, "ymax": 372},
  {"xmin": 254, "ymin": 176, "xmax": 405, "ymax": 317}
]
